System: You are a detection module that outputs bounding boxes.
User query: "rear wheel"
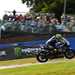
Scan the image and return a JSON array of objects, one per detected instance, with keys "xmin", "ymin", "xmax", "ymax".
[{"xmin": 64, "ymin": 49, "xmax": 75, "ymax": 59}]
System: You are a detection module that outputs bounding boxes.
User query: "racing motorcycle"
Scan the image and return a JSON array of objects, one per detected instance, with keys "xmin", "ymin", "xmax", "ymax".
[{"xmin": 36, "ymin": 42, "xmax": 75, "ymax": 62}]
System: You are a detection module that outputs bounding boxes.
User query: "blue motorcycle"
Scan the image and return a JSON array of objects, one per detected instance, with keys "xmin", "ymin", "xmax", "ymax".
[{"xmin": 36, "ymin": 42, "xmax": 75, "ymax": 62}]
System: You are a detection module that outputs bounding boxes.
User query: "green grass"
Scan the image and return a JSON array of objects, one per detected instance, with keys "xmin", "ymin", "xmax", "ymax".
[{"xmin": 0, "ymin": 61, "xmax": 75, "ymax": 75}]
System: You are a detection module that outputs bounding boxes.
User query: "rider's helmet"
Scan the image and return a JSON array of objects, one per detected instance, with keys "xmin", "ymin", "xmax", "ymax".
[{"xmin": 55, "ymin": 34, "xmax": 63, "ymax": 39}]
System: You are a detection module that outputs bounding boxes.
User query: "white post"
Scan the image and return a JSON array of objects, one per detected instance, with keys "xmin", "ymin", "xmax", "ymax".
[
  {"xmin": 63, "ymin": 0, "xmax": 67, "ymax": 19},
  {"xmin": 0, "ymin": 26, "xmax": 1, "ymax": 39}
]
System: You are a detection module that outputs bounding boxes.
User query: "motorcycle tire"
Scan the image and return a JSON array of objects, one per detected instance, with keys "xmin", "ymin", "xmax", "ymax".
[
  {"xmin": 64, "ymin": 49, "xmax": 75, "ymax": 59},
  {"xmin": 36, "ymin": 51, "xmax": 48, "ymax": 62}
]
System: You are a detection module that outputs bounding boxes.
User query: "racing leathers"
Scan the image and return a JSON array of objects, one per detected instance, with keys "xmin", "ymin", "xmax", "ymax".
[{"xmin": 45, "ymin": 35, "xmax": 70, "ymax": 50}]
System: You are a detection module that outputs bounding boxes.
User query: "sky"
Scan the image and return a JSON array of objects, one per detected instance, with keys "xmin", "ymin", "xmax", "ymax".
[{"xmin": 0, "ymin": 0, "xmax": 30, "ymax": 19}]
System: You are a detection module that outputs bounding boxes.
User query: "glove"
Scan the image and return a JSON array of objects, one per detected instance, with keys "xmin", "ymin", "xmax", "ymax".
[{"xmin": 48, "ymin": 45, "xmax": 53, "ymax": 49}]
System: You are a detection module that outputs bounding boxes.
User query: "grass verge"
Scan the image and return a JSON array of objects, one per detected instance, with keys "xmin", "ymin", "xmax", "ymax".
[{"xmin": 0, "ymin": 61, "xmax": 75, "ymax": 75}]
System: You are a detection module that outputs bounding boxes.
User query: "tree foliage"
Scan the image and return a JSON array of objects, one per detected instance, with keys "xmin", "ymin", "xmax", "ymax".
[
  {"xmin": 21, "ymin": 0, "xmax": 75, "ymax": 22},
  {"xmin": 22, "ymin": 0, "xmax": 75, "ymax": 13}
]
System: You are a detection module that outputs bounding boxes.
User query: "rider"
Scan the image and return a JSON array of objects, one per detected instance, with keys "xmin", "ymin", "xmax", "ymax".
[{"xmin": 45, "ymin": 34, "xmax": 70, "ymax": 49}]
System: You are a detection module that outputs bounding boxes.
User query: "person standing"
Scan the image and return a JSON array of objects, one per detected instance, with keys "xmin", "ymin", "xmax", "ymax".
[{"xmin": 12, "ymin": 10, "xmax": 16, "ymax": 16}]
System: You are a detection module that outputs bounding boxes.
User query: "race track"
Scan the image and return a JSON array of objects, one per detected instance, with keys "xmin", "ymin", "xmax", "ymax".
[{"xmin": 0, "ymin": 58, "xmax": 75, "ymax": 70}]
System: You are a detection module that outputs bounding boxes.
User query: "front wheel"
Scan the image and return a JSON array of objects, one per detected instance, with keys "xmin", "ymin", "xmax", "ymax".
[
  {"xmin": 64, "ymin": 49, "xmax": 75, "ymax": 59},
  {"xmin": 36, "ymin": 51, "xmax": 48, "ymax": 62}
]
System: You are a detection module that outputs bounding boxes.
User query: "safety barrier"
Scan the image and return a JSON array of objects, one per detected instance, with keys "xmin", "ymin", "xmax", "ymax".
[{"xmin": 0, "ymin": 32, "xmax": 75, "ymax": 60}]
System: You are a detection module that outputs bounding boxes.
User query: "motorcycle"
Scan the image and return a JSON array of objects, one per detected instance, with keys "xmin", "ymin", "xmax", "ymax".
[{"xmin": 36, "ymin": 42, "xmax": 75, "ymax": 62}]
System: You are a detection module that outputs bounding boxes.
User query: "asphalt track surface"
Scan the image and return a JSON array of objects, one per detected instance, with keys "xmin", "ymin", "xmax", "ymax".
[{"xmin": 0, "ymin": 58, "xmax": 75, "ymax": 70}]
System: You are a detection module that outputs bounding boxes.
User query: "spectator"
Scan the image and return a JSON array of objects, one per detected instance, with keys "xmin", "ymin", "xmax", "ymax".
[
  {"xmin": 12, "ymin": 10, "xmax": 16, "ymax": 16},
  {"xmin": 3, "ymin": 14, "xmax": 9, "ymax": 21},
  {"xmin": 55, "ymin": 21, "xmax": 70, "ymax": 32}
]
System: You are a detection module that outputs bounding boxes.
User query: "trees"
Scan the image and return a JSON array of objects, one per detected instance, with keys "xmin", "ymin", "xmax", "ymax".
[{"xmin": 21, "ymin": 0, "xmax": 75, "ymax": 22}]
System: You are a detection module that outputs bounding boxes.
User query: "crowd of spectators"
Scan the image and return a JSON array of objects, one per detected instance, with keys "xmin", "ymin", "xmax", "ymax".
[{"xmin": 1, "ymin": 11, "xmax": 75, "ymax": 33}]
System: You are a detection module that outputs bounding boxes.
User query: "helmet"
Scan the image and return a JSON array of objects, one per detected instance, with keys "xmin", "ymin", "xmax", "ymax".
[{"xmin": 55, "ymin": 34, "xmax": 62, "ymax": 39}]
